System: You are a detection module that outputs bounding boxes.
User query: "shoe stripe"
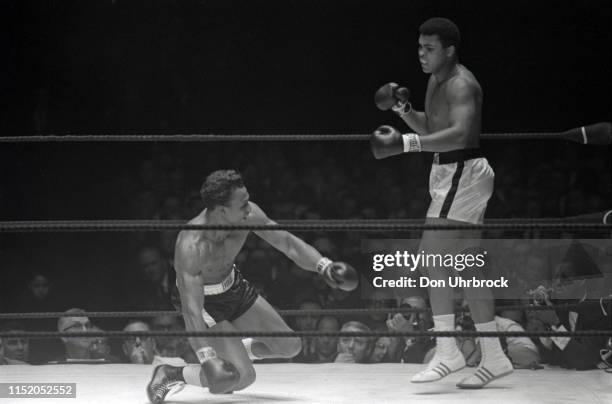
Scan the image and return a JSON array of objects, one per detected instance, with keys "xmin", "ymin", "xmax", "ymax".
[
  {"xmin": 473, "ymin": 372, "xmax": 487, "ymax": 383},
  {"xmin": 476, "ymin": 369, "xmax": 492, "ymax": 381},
  {"xmin": 436, "ymin": 364, "xmax": 450, "ymax": 376},
  {"xmin": 431, "ymin": 367, "xmax": 446, "ymax": 377},
  {"xmin": 480, "ymin": 367, "xmax": 495, "ymax": 379}
]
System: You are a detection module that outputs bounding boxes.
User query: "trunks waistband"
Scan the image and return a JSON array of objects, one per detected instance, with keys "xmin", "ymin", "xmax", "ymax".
[
  {"xmin": 433, "ymin": 148, "xmax": 483, "ymax": 165},
  {"xmin": 203, "ymin": 267, "xmax": 236, "ymax": 296}
]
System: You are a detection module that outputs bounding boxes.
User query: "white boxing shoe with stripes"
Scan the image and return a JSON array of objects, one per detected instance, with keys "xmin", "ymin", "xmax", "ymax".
[
  {"xmin": 457, "ymin": 320, "xmax": 514, "ymax": 388},
  {"xmin": 410, "ymin": 348, "xmax": 466, "ymax": 383},
  {"xmin": 456, "ymin": 357, "xmax": 513, "ymax": 389}
]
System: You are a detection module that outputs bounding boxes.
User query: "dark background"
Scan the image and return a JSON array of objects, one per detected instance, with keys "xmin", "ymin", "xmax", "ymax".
[{"xmin": 0, "ymin": 0, "xmax": 610, "ymax": 309}]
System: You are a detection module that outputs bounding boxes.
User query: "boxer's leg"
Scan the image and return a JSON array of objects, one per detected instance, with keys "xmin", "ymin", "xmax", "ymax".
[
  {"xmin": 411, "ymin": 218, "xmax": 467, "ymax": 383},
  {"xmin": 232, "ymin": 296, "xmax": 302, "ymax": 359}
]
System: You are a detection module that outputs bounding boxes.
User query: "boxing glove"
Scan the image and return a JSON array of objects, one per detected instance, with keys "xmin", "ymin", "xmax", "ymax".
[{"xmin": 316, "ymin": 258, "xmax": 359, "ymax": 291}]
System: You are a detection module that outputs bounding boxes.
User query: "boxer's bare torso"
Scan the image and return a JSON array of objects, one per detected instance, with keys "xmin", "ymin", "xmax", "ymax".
[
  {"xmin": 175, "ymin": 217, "xmax": 248, "ymax": 286},
  {"xmin": 425, "ymin": 63, "xmax": 482, "ymax": 149}
]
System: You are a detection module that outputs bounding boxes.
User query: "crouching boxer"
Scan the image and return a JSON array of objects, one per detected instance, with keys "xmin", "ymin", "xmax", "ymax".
[{"xmin": 145, "ymin": 169, "xmax": 358, "ymax": 403}]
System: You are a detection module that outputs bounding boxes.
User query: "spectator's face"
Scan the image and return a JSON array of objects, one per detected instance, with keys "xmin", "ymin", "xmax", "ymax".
[
  {"xmin": 338, "ymin": 325, "xmax": 370, "ymax": 362},
  {"xmin": 139, "ymin": 248, "xmax": 166, "ymax": 283},
  {"xmin": 370, "ymin": 337, "xmax": 391, "ymax": 363},
  {"xmin": 2, "ymin": 335, "xmax": 29, "ymax": 362},
  {"xmin": 123, "ymin": 322, "xmax": 156, "ymax": 364},
  {"xmin": 28, "ymin": 275, "xmax": 51, "ymax": 301},
  {"xmin": 365, "ymin": 291, "xmax": 393, "ymax": 321},
  {"xmin": 151, "ymin": 316, "xmax": 182, "ymax": 348},
  {"xmin": 315, "ymin": 317, "xmax": 340, "ymax": 357},
  {"xmin": 222, "ymin": 187, "xmax": 251, "ymax": 223},
  {"xmin": 296, "ymin": 302, "xmax": 321, "ymax": 331},
  {"xmin": 59, "ymin": 317, "xmax": 93, "ymax": 351}
]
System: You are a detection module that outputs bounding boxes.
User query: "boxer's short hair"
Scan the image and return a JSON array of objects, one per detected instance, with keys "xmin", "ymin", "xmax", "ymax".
[
  {"xmin": 419, "ymin": 17, "xmax": 461, "ymax": 50},
  {"xmin": 200, "ymin": 169, "xmax": 244, "ymax": 209}
]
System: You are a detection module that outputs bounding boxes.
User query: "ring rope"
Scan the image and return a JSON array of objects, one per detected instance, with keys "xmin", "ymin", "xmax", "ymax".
[
  {"xmin": 1, "ymin": 330, "xmax": 610, "ymax": 339},
  {"xmin": 0, "ymin": 220, "xmax": 609, "ymax": 232},
  {"xmin": 2, "ymin": 300, "xmax": 609, "ymax": 320},
  {"xmin": 0, "ymin": 132, "xmax": 589, "ymax": 143}
]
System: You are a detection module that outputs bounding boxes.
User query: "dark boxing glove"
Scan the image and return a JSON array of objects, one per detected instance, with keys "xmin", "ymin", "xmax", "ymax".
[
  {"xmin": 374, "ymin": 82, "xmax": 412, "ymax": 116},
  {"xmin": 370, "ymin": 125, "xmax": 421, "ymax": 160},
  {"xmin": 316, "ymin": 257, "xmax": 359, "ymax": 291},
  {"xmin": 196, "ymin": 347, "xmax": 241, "ymax": 394}
]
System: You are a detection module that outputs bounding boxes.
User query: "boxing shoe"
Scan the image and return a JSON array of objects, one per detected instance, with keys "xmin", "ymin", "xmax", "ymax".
[
  {"xmin": 411, "ymin": 348, "xmax": 466, "ymax": 383},
  {"xmin": 456, "ymin": 355, "xmax": 513, "ymax": 389},
  {"xmin": 146, "ymin": 365, "xmax": 186, "ymax": 404}
]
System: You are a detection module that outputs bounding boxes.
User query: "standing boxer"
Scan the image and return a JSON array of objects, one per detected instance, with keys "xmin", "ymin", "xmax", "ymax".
[{"xmin": 371, "ymin": 17, "xmax": 513, "ymax": 388}]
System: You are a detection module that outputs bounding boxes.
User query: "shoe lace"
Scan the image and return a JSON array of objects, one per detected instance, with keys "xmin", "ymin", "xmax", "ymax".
[{"xmin": 154, "ymin": 378, "xmax": 171, "ymax": 399}]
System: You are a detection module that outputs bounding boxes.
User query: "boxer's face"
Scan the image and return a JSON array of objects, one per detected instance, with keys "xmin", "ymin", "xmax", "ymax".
[
  {"xmin": 223, "ymin": 187, "xmax": 251, "ymax": 223},
  {"xmin": 418, "ymin": 34, "xmax": 453, "ymax": 74}
]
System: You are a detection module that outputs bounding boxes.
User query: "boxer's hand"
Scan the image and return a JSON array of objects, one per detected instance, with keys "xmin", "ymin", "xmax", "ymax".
[
  {"xmin": 197, "ymin": 347, "xmax": 240, "ymax": 394},
  {"xmin": 371, "ymin": 125, "xmax": 417, "ymax": 159},
  {"xmin": 316, "ymin": 258, "xmax": 359, "ymax": 291},
  {"xmin": 374, "ymin": 82, "xmax": 412, "ymax": 115}
]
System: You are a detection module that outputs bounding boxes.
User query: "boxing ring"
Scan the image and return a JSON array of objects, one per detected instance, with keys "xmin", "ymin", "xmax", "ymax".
[
  {"xmin": 1, "ymin": 126, "xmax": 611, "ymax": 404},
  {"xmin": 1, "ymin": 363, "xmax": 610, "ymax": 404}
]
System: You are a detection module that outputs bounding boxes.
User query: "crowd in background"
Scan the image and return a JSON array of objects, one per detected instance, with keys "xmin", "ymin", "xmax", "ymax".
[{"xmin": 1, "ymin": 142, "xmax": 610, "ymax": 370}]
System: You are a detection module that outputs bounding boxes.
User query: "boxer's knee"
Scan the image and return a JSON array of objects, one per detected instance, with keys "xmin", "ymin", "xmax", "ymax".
[
  {"xmin": 270, "ymin": 336, "xmax": 302, "ymax": 358},
  {"xmin": 280, "ymin": 337, "xmax": 302, "ymax": 358}
]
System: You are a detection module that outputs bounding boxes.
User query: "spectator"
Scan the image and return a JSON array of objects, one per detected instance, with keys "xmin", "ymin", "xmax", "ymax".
[
  {"xmin": 0, "ymin": 322, "xmax": 29, "ymax": 364},
  {"xmin": 131, "ymin": 246, "xmax": 173, "ymax": 310},
  {"xmin": 122, "ymin": 321, "xmax": 157, "ymax": 364},
  {"xmin": 362, "ymin": 289, "xmax": 396, "ymax": 330},
  {"xmin": 88, "ymin": 326, "xmax": 120, "ymax": 363},
  {"xmin": 387, "ymin": 296, "xmax": 436, "ymax": 364},
  {"xmin": 16, "ymin": 272, "xmax": 62, "ymax": 313},
  {"xmin": 292, "ymin": 300, "xmax": 322, "ymax": 363},
  {"xmin": 150, "ymin": 315, "xmax": 196, "ymax": 363},
  {"xmin": 370, "ymin": 334, "xmax": 397, "ymax": 364},
  {"xmin": 335, "ymin": 321, "xmax": 372, "ymax": 364},
  {"xmin": 57, "ymin": 308, "xmax": 96, "ymax": 361},
  {"xmin": 312, "ymin": 316, "xmax": 340, "ymax": 363},
  {"xmin": 526, "ymin": 242, "xmax": 611, "ymax": 370}
]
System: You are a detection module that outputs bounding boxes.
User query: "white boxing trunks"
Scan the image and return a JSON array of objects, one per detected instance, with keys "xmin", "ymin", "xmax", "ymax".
[{"xmin": 426, "ymin": 149, "xmax": 494, "ymax": 224}]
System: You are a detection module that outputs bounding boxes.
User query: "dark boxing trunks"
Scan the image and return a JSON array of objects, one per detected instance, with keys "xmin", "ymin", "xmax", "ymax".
[{"xmin": 171, "ymin": 267, "xmax": 259, "ymax": 326}]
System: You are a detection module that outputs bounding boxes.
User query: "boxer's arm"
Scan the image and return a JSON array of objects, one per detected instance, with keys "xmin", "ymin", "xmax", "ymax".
[
  {"xmin": 418, "ymin": 77, "xmax": 477, "ymax": 152},
  {"xmin": 249, "ymin": 202, "xmax": 322, "ymax": 272},
  {"xmin": 400, "ymin": 109, "xmax": 428, "ymax": 135},
  {"xmin": 174, "ymin": 239, "xmax": 211, "ymax": 352}
]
